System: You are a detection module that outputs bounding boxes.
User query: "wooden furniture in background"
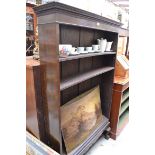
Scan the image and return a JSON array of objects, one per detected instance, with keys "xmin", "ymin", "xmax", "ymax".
[
  {"xmin": 34, "ymin": 2, "xmax": 128, "ymax": 154},
  {"xmin": 117, "ymin": 35, "xmax": 129, "ymax": 58},
  {"xmin": 110, "ymin": 77, "xmax": 129, "ymax": 140},
  {"xmin": 114, "ymin": 55, "xmax": 129, "ymax": 79},
  {"xmin": 26, "ymin": 57, "xmax": 47, "ymax": 143},
  {"xmin": 117, "ymin": 36, "xmax": 127, "ymax": 55}
]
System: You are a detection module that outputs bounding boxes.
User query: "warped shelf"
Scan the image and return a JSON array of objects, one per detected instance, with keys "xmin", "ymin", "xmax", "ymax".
[
  {"xmin": 60, "ymin": 66, "xmax": 114, "ymax": 91},
  {"xmin": 119, "ymin": 98, "xmax": 129, "ymax": 117},
  {"xmin": 59, "ymin": 51, "xmax": 116, "ymax": 62}
]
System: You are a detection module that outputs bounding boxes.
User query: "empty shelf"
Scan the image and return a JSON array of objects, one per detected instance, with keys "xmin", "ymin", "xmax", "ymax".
[
  {"xmin": 60, "ymin": 66, "xmax": 114, "ymax": 90},
  {"xmin": 118, "ymin": 108, "xmax": 129, "ymax": 134},
  {"xmin": 121, "ymin": 89, "xmax": 129, "ymax": 104},
  {"xmin": 119, "ymin": 99, "xmax": 129, "ymax": 117}
]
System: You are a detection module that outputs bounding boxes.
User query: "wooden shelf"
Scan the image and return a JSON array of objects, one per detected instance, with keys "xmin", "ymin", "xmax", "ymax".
[
  {"xmin": 119, "ymin": 98, "xmax": 129, "ymax": 117},
  {"xmin": 121, "ymin": 89, "xmax": 129, "ymax": 104},
  {"xmin": 117, "ymin": 108, "xmax": 129, "ymax": 134},
  {"xmin": 59, "ymin": 52, "xmax": 116, "ymax": 62},
  {"xmin": 60, "ymin": 66, "xmax": 114, "ymax": 90}
]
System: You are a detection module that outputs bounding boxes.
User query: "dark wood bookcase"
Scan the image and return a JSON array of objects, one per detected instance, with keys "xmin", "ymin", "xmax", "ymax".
[{"xmin": 33, "ymin": 2, "xmax": 128, "ymax": 155}]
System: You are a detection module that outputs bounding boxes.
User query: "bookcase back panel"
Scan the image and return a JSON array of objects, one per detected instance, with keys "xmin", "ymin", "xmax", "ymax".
[
  {"xmin": 92, "ymin": 55, "xmax": 116, "ymax": 68},
  {"xmin": 79, "ymin": 28, "xmax": 95, "ymax": 47},
  {"xmin": 60, "ymin": 25, "xmax": 80, "ymax": 47},
  {"xmin": 78, "ymin": 79, "xmax": 92, "ymax": 95},
  {"xmin": 92, "ymin": 56, "xmax": 104, "ymax": 69},
  {"xmin": 60, "ymin": 25, "xmax": 118, "ymax": 52},
  {"xmin": 61, "ymin": 85, "xmax": 79, "ymax": 105},
  {"xmin": 91, "ymin": 75, "xmax": 102, "ymax": 88},
  {"xmin": 79, "ymin": 57, "xmax": 92, "ymax": 73},
  {"xmin": 60, "ymin": 59, "xmax": 79, "ymax": 80},
  {"xmin": 101, "ymin": 55, "xmax": 116, "ymax": 67}
]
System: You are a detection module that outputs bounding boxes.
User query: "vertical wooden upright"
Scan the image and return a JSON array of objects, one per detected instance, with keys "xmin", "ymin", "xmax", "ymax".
[{"xmin": 38, "ymin": 23, "xmax": 61, "ymax": 152}]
